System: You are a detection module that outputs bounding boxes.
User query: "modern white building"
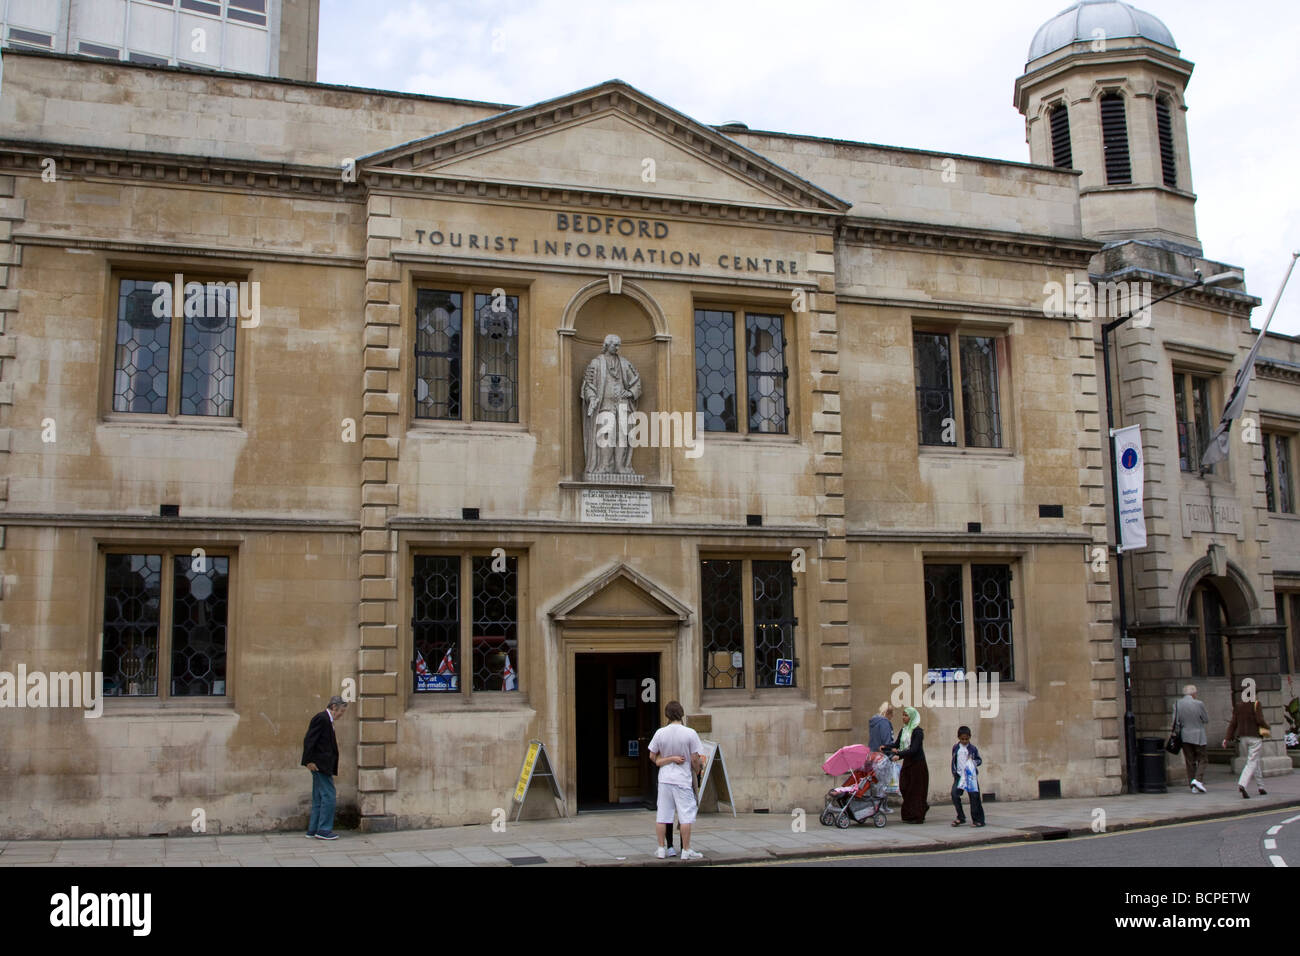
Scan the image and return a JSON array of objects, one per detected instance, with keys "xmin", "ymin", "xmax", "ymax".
[{"xmin": 0, "ymin": 0, "xmax": 317, "ymax": 79}]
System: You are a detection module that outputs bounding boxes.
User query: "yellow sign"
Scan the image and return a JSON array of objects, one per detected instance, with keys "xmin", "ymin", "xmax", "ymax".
[{"xmin": 514, "ymin": 741, "xmax": 540, "ymax": 803}]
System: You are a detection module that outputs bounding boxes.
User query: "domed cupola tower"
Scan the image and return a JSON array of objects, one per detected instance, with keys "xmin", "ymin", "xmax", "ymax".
[{"xmin": 1014, "ymin": 0, "xmax": 1201, "ymax": 253}]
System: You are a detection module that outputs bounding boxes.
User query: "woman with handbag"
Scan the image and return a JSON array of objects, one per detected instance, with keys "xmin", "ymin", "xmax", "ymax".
[
  {"xmin": 1172, "ymin": 684, "xmax": 1209, "ymax": 792},
  {"xmin": 1223, "ymin": 690, "xmax": 1271, "ymax": 798}
]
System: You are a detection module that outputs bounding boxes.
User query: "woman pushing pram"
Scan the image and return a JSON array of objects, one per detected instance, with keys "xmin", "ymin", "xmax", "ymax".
[{"xmin": 819, "ymin": 744, "xmax": 891, "ymax": 828}]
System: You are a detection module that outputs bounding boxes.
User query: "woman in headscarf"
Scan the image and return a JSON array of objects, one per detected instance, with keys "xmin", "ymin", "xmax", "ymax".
[{"xmin": 890, "ymin": 706, "xmax": 928, "ymax": 823}]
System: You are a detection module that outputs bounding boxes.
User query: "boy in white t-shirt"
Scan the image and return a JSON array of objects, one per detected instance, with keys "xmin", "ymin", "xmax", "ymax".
[{"xmin": 647, "ymin": 700, "xmax": 707, "ymax": 860}]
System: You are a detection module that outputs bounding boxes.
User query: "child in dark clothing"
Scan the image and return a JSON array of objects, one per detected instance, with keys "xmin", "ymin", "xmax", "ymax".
[{"xmin": 951, "ymin": 725, "xmax": 985, "ymax": 827}]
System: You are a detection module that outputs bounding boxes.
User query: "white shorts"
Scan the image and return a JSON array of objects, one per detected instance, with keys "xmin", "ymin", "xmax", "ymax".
[{"xmin": 656, "ymin": 782, "xmax": 698, "ymax": 825}]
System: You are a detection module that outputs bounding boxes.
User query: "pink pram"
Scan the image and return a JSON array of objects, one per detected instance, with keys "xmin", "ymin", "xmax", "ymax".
[{"xmin": 820, "ymin": 751, "xmax": 890, "ymax": 828}]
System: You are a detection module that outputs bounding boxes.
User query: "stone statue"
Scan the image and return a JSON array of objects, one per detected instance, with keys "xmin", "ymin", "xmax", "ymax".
[{"xmin": 580, "ymin": 334, "xmax": 643, "ymax": 479}]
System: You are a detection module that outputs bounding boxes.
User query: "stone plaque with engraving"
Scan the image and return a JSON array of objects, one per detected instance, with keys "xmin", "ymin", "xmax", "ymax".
[
  {"xmin": 580, "ymin": 488, "xmax": 653, "ymax": 524},
  {"xmin": 1182, "ymin": 495, "xmax": 1242, "ymax": 538}
]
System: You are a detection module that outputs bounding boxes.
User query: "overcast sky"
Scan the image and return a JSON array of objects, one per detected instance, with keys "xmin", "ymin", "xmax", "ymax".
[{"xmin": 318, "ymin": 0, "xmax": 1300, "ymax": 335}]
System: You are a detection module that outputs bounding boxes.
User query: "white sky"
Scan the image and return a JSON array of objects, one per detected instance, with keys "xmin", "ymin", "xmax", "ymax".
[{"xmin": 318, "ymin": 0, "xmax": 1300, "ymax": 336}]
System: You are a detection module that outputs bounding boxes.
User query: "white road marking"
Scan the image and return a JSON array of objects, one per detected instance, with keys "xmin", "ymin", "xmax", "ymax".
[
  {"xmin": 1283, "ymin": 814, "xmax": 1300, "ymax": 825},
  {"xmin": 1269, "ymin": 855, "xmax": 1287, "ymax": 867},
  {"xmin": 1266, "ymin": 825, "xmax": 1282, "ymax": 835},
  {"xmin": 1264, "ymin": 839, "xmax": 1276, "ymax": 850}
]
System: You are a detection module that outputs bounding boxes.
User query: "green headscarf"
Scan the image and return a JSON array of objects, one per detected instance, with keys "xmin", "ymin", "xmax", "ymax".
[{"xmin": 899, "ymin": 706, "xmax": 920, "ymax": 751}]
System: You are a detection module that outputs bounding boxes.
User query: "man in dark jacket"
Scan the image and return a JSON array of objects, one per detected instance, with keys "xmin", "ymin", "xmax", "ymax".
[
  {"xmin": 1223, "ymin": 692, "xmax": 1270, "ymax": 799},
  {"xmin": 302, "ymin": 695, "xmax": 347, "ymax": 839}
]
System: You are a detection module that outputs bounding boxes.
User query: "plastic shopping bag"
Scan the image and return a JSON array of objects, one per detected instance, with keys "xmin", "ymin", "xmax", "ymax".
[
  {"xmin": 961, "ymin": 764, "xmax": 979, "ymax": 792},
  {"xmin": 885, "ymin": 760, "xmax": 901, "ymax": 794}
]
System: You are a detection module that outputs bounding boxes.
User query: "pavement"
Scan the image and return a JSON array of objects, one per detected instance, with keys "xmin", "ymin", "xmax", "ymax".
[{"xmin": 2, "ymin": 765, "xmax": 1297, "ymax": 867}]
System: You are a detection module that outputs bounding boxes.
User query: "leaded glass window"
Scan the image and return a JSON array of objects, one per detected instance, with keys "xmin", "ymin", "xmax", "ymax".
[
  {"xmin": 472, "ymin": 292, "xmax": 518, "ymax": 423},
  {"xmin": 180, "ymin": 285, "xmax": 236, "ymax": 417},
  {"xmin": 972, "ymin": 564, "xmax": 1014, "ymax": 680},
  {"xmin": 472, "ymin": 555, "xmax": 518, "ymax": 691},
  {"xmin": 923, "ymin": 564, "xmax": 964, "ymax": 670},
  {"xmin": 746, "ymin": 313, "xmax": 788, "ymax": 434},
  {"xmin": 103, "ymin": 553, "xmax": 162, "ymax": 696},
  {"xmin": 702, "ymin": 560, "xmax": 744, "ymax": 689},
  {"xmin": 696, "ymin": 309, "xmax": 737, "ymax": 432},
  {"xmin": 959, "ymin": 335, "xmax": 1001, "ymax": 448},
  {"xmin": 113, "ymin": 279, "xmax": 171, "ymax": 414},
  {"xmin": 1265, "ymin": 432, "xmax": 1294, "ymax": 515},
  {"xmin": 412, "ymin": 555, "xmax": 459, "ymax": 693},
  {"xmin": 1276, "ymin": 592, "xmax": 1293, "ymax": 674},
  {"xmin": 914, "ymin": 332, "xmax": 954, "ymax": 446},
  {"xmin": 170, "ymin": 555, "xmax": 229, "ymax": 695},
  {"xmin": 100, "ymin": 549, "xmax": 231, "ymax": 699},
  {"xmin": 1265, "ymin": 434, "xmax": 1277, "ymax": 512},
  {"xmin": 412, "ymin": 554, "xmax": 523, "ymax": 695},
  {"xmin": 415, "ymin": 290, "xmax": 462, "ymax": 420},
  {"xmin": 924, "ymin": 562, "xmax": 1017, "ymax": 679},
  {"xmin": 111, "ymin": 276, "xmax": 240, "ymax": 418},
  {"xmin": 1174, "ymin": 371, "xmax": 1214, "ymax": 472},
  {"xmin": 752, "ymin": 560, "xmax": 796, "ymax": 688},
  {"xmin": 702, "ymin": 558, "xmax": 799, "ymax": 692}
]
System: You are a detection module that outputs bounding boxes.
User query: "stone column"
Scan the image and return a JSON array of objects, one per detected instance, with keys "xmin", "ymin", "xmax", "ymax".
[
  {"xmin": 0, "ymin": 175, "xmax": 24, "ymax": 609},
  {"xmin": 357, "ymin": 189, "xmax": 402, "ymax": 830},
  {"xmin": 808, "ymin": 232, "xmax": 851, "ymax": 752},
  {"xmin": 1072, "ymin": 303, "xmax": 1122, "ymax": 789}
]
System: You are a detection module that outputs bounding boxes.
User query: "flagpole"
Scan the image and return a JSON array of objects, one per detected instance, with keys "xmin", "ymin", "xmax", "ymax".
[
  {"xmin": 1200, "ymin": 253, "xmax": 1299, "ymax": 469},
  {"xmin": 1255, "ymin": 252, "xmax": 1300, "ymax": 337}
]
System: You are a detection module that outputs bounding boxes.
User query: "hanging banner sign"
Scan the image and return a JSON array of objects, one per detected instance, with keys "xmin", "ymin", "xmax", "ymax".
[{"xmin": 1112, "ymin": 424, "xmax": 1147, "ymax": 552}]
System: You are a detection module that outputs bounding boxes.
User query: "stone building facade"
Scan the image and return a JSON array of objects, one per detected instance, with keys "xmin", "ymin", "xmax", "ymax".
[
  {"xmin": 0, "ymin": 1, "xmax": 1290, "ymax": 838},
  {"xmin": 1016, "ymin": 0, "xmax": 1296, "ymax": 780}
]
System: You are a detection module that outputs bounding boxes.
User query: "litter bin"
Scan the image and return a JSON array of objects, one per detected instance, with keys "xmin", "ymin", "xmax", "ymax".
[{"xmin": 1137, "ymin": 737, "xmax": 1167, "ymax": 794}]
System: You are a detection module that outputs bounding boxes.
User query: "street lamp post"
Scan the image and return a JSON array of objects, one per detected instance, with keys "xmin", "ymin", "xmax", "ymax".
[{"xmin": 1100, "ymin": 268, "xmax": 1241, "ymax": 794}]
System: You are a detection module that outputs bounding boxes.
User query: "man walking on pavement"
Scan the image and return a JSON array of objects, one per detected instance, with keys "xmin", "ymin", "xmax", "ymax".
[
  {"xmin": 302, "ymin": 694, "xmax": 347, "ymax": 839},
  {"xmin": 1223, "ymin": 687, "xmax": 1270, "ymax": 799},
  {"xmin": 1173, "ymin": 684, "xmax": 1210, "ymax": 792},
  {"xmin": 648, "ymin": 700, "xmax": 707, "ymax": 861}
]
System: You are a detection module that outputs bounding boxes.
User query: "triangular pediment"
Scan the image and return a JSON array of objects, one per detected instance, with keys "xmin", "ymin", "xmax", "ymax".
[
  {"xmin": 549, "ymin": 563, "xmax": 692, "ymax": 625},
  {"xmin": 361, "ymin": 80, "xmax": 848, "ymax": 213}
]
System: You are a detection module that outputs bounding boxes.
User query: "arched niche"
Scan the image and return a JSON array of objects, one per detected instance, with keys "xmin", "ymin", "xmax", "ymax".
[
  {"xmin": 1176, "ymin": 557, "xmax": 1259, "ymax": 628},
  {"xmin": 558, "ymin": 277, "xmax": 672, "ymax": 486}
]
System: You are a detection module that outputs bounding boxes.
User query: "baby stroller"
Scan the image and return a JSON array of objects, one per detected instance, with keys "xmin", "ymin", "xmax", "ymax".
[{"xmin": 819, "ymin": 746, "xmax": 890, "ymax": 829}]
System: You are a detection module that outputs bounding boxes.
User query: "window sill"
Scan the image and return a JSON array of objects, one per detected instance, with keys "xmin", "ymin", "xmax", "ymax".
[
  {"xmin": 699, "ymin": 433, "xmax": 799, "ymax": 446},
  {"xmin": 101, "ymin": 698, "xmax": 237, "ymax": 716},
  {"xmin": 407, "ymin": 421, "xmax": 529, "ymax": 437},
  {"xmin": 405, "ymin": 693, "xmax": 535, "ymax": 715},
  {"xmin": 99, "ymin": 416, "xmax": 245, "ymax": 434},
  {"xmin": 918, "ymin": 446, "xmax": 1016, "ymax": 460},
  {"xmin": 700, "ymin": 689, "xmax": 810, "ymax": 706}
]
